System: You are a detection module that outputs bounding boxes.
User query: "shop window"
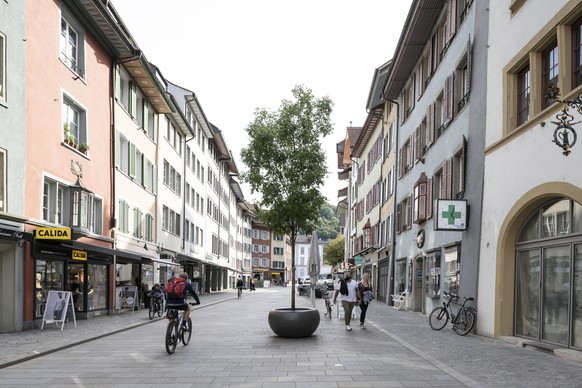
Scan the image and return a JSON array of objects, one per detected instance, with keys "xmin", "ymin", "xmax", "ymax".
[
  {"xmin": 425, "ymin": 253, "xmax": 441, "ymax": 298},
  {"xmin": 394, "ymin": 259, "xmax": 407, "ymax": 293},
  {"xmin": 443, "ymin": 246, "xmax": 459, "ymax": 295},
  {"xmin": 35, "ymin": 260, "xmax": 65, "ymax": 318}
]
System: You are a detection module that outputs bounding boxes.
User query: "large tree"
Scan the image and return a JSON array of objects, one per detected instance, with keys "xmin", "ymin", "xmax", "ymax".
[
  {"xmin": 240, "ymin": 85, "xmax": 333, "ymax": 309},
  {"xmin": 324, "ymin": 234, "xmax": 345, "ymax": 267}
]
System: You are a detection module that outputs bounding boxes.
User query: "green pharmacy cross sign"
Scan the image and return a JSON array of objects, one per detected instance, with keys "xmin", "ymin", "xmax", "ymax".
[{"xmin": 435, "ymin": 200, "xmax": 468, "ymax": 231}]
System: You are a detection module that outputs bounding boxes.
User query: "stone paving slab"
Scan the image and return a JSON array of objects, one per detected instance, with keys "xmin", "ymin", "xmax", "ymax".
[{"xmin": 0, "ymin": 287, "xmax": 582, "ymax": 387}]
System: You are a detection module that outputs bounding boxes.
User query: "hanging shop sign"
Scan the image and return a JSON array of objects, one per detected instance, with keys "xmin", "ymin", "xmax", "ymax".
[
  {"xmin": 36, "ymin": 227, "xmax": 72, "ymax": 240},
  {"xmin": 72, "ymin": 250, "xmax": 87, "ymax": 261},
  {"xmin": 435, "ymin": 200, "xmax": 468, "ymax": 231}
]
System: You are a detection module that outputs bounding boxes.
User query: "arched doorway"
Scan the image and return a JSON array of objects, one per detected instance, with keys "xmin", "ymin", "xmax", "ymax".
[{"xmin": 515, "ymin": 198, "xmax": 582, "ymax": 349}]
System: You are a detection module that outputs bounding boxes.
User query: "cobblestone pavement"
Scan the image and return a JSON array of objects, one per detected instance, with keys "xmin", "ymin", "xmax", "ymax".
[{"xmin": 0, "ymin": 287, "xmax": 581, "ymax": 387}]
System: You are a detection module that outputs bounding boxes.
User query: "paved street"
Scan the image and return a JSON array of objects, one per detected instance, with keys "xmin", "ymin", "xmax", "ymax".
[{"xmin": 1, "ymin": 287, "xmax": 582, "ymax": 387}]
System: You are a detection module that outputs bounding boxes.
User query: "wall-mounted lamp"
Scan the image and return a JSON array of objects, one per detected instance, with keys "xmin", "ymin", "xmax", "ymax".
[{"xmin": 546, "ymin": 85, "xmax": 581, "ymax": 156}]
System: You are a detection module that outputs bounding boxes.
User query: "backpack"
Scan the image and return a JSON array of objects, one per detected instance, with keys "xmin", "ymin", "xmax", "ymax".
[
  {"xmin": 166, "ymin": 278, "xmax": 186, "ymax": 299},
  {"xmin": 236, "ymin": 279, "xmax": 243, "ymax": 287},
  {"xmin": 339, "ymin": 279, "xmax": 348, "ymax": 295}
]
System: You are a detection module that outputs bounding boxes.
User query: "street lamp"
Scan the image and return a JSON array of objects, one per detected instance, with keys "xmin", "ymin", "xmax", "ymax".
[{"xmin": 546, "ymin": 85, "xmax": 581, "ymax": 156}]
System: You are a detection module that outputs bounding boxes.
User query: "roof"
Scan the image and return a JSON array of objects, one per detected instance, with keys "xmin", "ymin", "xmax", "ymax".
[{"xmin": 383, "ymin": 0, "xmax": 444, "ymax": 100}]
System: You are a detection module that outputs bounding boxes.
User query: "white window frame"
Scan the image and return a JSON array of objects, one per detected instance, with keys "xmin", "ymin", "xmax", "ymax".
[
  {"xmin": 59, "ymin": 11, "xmax": 85, "ymax": 79},
  {"xmin": 0, "ymin": 32, "xmax": 5, "ymax": 101}
]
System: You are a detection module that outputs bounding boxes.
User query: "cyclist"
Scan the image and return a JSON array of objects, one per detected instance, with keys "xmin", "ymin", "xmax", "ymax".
[
  {"xmin": 149, "ymin": 284, "xmax": 164, "ymax": 308},
  {"xmin": 236, "ymin": 276, "xmax": 244, "ymax": 297},
  {"xmin": 166, "ymin": 273, "xmax": 200, "ymax": 326}
]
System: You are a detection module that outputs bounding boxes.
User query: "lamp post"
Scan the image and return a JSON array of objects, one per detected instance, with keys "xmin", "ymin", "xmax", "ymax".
[{"xmin": 546, "ymin": 85, "xmax": 581, "ymax": 156}]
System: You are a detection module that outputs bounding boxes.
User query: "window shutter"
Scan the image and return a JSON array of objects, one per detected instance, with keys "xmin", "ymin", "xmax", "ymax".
[
  {"xmin": 446, "ymin": 74, "xmax": 454, "ymax": 122},
  {"xmin": 141, "ymin": 154, "xmax": 146, "ymax": 187},
  {"xmin": 414, "ymin": 126, "xmax": 421, "ymax": 162},
  {"xmin": 445, "ymin": 157, "xmax": 453, "ymax": 199},
  {"xmin": 427, "ymin": 177, "xmax": 433, "ymax": 219},
  {"xmin": 466, "ymin": 36, "xmax": 472, "ymax": 95},
  {"xmin": 427, "ymin": 103, "xmax": 435, "ymax": 146},
  {"xmin": 129, "ymin": 142, "xmax": 136, "ymax": 178},
  {"xmin": 396, "ymin": 202, "xmax": 401, "ymax": 234},
  {"xmin": 407, "ymin": 194, "xmax": 413, "ymax": 230},
  {"xmin": 416, "ymin": 61, "xmax": 423, "ymax": 99},
  {"xmin": 398, "ymin": 148, "xmax": 403, "ymax": 178},
  {"xmin": 449, "ymin": 0, "xmax": 457, "ymax": 41}
]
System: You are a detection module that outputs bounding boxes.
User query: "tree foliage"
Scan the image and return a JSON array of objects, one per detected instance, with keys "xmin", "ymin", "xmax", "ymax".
[
  {"xmin": 324, "ymin": 234, "xmax": 345, "ymax": 267},
  {"xmin": 240, "ymin": 85, "xmax": 334, "ymax": 309}
]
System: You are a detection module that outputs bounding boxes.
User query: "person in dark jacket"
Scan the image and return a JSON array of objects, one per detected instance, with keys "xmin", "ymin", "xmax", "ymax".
[{"xmin": 166, "ymin": 273, "xmax": 200, "ymax": 324}]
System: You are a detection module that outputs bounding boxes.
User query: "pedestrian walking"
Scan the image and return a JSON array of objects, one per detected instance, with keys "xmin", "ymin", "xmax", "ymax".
[
  {"xmin": 358, "ymin": 273, "xmax": 374, "ymax": 329},
  {"xmin": 333, "ymin": 269, "xmax": 360, "ymax": 331}
]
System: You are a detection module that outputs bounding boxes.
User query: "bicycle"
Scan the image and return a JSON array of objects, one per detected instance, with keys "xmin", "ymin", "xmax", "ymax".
[
  {"xmin": 428, "ymin": 291, "xmax": 476, "ymax": 336},
  {"xmin": 165, "ymin": 302, "xmax": 197, "ymax": 354},
  {"xmin": 321, "ymin": 289, "xmax": 333, "ymax": 319},
  {"xmin": 148, "ymin": 295, "xmax": 163, "ymax": 320}
]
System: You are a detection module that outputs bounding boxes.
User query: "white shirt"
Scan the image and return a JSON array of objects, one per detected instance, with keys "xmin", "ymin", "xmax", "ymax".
[{"xmin": 335, "ymin": 278, "xmax": 359, "ymax": 302}]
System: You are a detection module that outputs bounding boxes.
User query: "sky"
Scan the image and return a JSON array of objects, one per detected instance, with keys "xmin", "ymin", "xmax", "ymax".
[{"xmin": 111, "ymin": 0, "xmax": 413, "ymax": 204}]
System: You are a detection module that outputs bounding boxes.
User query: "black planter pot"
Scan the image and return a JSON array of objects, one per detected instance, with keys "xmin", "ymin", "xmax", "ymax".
[{"xmin": 268, "ymin": 307, "xmax": 320, "ymax": 338}]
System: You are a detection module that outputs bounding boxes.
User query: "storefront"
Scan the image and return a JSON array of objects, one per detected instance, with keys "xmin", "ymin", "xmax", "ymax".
[
  {"xmin": 32, "ymin": 227, "xmax": 142, "ymax": 323},
  {"xmin": 0, "ymin": 219, "xmax": 27, "ymax": 333},
  {"xmin": 514, "ymin": 198, "xmax": 582, "ymax": 350}
]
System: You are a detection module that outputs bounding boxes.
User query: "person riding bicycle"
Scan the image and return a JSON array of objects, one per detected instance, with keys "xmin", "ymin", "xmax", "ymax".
[
  {"xmin": 166, "ymin": 274, "xmax": 200, "ymax": 326},
  {"xmin": 149, "ymin": 284, "xmax": 164, "ymax": 305},
  {"xmin": 236, "ymin": 276, "xmax": 244, "ymax": 293}
]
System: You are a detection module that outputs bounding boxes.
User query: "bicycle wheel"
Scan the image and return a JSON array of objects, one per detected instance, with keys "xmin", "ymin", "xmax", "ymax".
[
  {"xmin": 165, "ymin": 321, "xmax": 178, "ymax": 354},
  {"xmin": 455, "ymin": 309, "xmax": 475, "ymax": 336},
  {"xmin": 182, "ymin": 318, "xmax": 192, "ymax": 345},
  {"xmin": 149, "ymin": 303, "xmax": 155, "ymax": 320},
  {"xmin": 429, "ymin": 307, "xmax": 449, "ymax": 330}
]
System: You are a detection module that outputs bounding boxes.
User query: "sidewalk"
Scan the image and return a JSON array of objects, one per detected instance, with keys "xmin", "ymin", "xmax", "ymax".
[{"xmin": 0, "ymin": 289, "xmax": 238, "ymax": 368}]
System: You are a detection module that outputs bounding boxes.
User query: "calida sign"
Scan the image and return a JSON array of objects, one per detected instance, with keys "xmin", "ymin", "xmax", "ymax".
[{"xmin": 36, "ymin": 227, "xmax": 72, "ymax": 240}]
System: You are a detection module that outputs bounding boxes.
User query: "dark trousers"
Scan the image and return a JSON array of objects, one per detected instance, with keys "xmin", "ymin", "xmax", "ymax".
[{"xmin": 359, "ymin": 302, "xmax": 369, "ymax": 324}]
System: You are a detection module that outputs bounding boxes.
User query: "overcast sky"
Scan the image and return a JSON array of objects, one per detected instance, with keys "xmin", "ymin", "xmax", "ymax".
[{"xmin": 111, "ymin": 0, "xmax": 413, "ymax": 204}]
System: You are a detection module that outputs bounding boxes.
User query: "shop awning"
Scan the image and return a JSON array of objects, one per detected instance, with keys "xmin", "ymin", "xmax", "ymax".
[{"xmin": 143, "ymin": 257, "xmax": 181, "ymax": 267}]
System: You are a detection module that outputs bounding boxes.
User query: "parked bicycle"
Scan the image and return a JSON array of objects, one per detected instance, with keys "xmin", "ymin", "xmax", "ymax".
[
  {"xmin": 148, "ymin": 295, "xmax": 164, "ymax": 320},
  {"xmin": 321, "ymin": 288, "xmax": 333, "ymax": 319},
  {"xmin": 428, "ymin": 291, "xmax": 476, "ymax": 336},
  {"xmin": 165, "ymin": 302, "xmax": 196, "ymax": 354}
]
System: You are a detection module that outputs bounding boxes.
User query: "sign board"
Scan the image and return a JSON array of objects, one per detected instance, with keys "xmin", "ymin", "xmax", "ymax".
[
  {"xmin": 36, "ymin": 227, "xmax": 72, "ymax": 240},
  {"xmin": 117, "ymin": 286, "xmax": 139, "ymax": 313},
  {"xmin": 72, "ymin": 250, "xmax": 87, "ymax": 260},
  {"xmin": 41, "ymin": 291, "xmax": 76, "ymax": 331},
  {"xmin": 435, "ymin": 200, "xmax": 468, "ymax": 231}
]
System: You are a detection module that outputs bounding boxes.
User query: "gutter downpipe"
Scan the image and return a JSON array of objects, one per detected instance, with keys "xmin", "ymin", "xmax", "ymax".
[{"xmin": 385, "ymin": 97, "xmax": 399, "ymax": 306}]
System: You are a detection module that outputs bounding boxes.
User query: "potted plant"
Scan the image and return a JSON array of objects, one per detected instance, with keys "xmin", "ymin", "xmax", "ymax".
[
  {"xmin": 67, "ymin": 134, "xmax": 77, "ymax": 148},
  {"xmin": 63, "ymin": 123, "xmax": 70, "ymax": 145},
  {"xmin": 240, "ymin": 85, "xmax": 333, "ymax": 338},
  {"xmin": 79, "ymin": 143, "xmax": 90, "ymax": 154}
]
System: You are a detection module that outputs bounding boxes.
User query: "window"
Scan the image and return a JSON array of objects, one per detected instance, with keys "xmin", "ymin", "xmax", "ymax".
[
  {"xmin": 396, "ymin": 194, "xmax": 413, "ymax": 233},
  {"xmin": 453, "ymin": 145, "xmax": 466, "ymax": 198},
  {"xmin": 0, "ymin": 32, "xmax": 5, "ymax": 101},
  {"xmin": 43, "ymin": 177, "xmax": 102, "ymax": 233},
  {"xmin": 60, "ymin": 14, "xmax": 85, "ymax": 78},
  {"xmin": 144, "ymin": 213, "xmax": 154, "ymax": 242},
  {"xmin": 162, "ymin": 205, "xmax": 181, "ymax": 235},
  {"xmin": 132, "ymin": 207, "xmax": 143, "ymax": 238},
  {"xmin": 162, "ymin": 160, "xmax": 181, "ymax": 194},
  {"xmin": 456, "ymin": 42, "xmax": 472, "ymax": 112},
  {"xmin": 517, "ymin": 65, "xmax": 531, "ymax": 126},
  {"xmin": 398, "ymin": 136, "xmax": 413, "ymax": 178},
  {"xmin": 542, "ymin": 41, "xmax": 559, "ymax": 109},
  {"xmin": 573, "ymin": 17, "xmax": 582, "ymax": 88},
  {"xmin": 0, "ymin": 149, "xmax": 5, "ymax": 212},
  {"xmin": 414, "ymin": 173, "xmax": 428, "ymax": 224},
  {"xmin": 118, "ymin": 199, "xmax": 130, "ymax": 234},
  {"xmin": 62, "ymin": 95, "xmax": 86, "ymax": 148}
]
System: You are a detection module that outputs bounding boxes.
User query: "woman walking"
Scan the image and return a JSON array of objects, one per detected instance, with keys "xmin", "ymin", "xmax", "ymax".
[{"xmin": 358, "ymin": 273, "xmax": 374, "ymax": 329}]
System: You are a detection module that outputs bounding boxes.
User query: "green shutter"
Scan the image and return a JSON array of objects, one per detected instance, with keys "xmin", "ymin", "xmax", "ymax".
[
  {"xmin": 153, "ymin": 168, "xmax": 157, "ymax": 195},
  {"xmin": 129, "ymin": 142, "xmax": 136, "ymax": 177}
]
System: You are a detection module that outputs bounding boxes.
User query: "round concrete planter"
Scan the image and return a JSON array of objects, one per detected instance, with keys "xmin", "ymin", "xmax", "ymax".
[{"xmin": 268, "ymin": 307, "xmax": 320, "ymax": 338}]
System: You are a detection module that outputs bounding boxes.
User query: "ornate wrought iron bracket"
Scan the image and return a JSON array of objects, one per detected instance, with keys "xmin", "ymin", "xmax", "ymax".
[{"xmin": 546, "ymin": 85, "xmax": 582, "ymax": 156}]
